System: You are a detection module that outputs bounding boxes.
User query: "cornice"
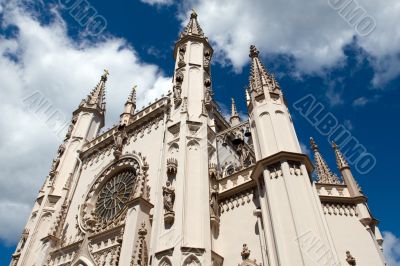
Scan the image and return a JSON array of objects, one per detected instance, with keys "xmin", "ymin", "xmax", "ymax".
[
  {"xmin": 319, "ymin": 195, "xmax": 368, "ymax": 205},
  {"xmin": 250, "ymin": 151, "xmax": 314, "ymax": 181}
]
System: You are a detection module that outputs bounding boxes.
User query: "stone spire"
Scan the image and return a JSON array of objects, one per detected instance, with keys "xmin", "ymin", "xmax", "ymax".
[
  {"xmin": 82, "ymin": 69, "xmax": 108, "ymax": 111},
  {"xmin": 127, "ymin": 85, "xmax": 137, "ymax": 108},
  {"xmin": 310, "ymin": 138, "xmax": 341, "ymax": 184},
  {"xmin": 180, "ymin": 9, "xmax": 204, "ymax": 38},
  {"xmin": 249, "ymin": 45, "xmax": 280, "ymax": 95},
  {"xmin": 332, "ymin": 141, "xmax": 349, "ymax": 170},
  {"xmin": 230, "ymin": 98, "xmax": 240, "ymax": 126},
  {"xmin": 120, "ymin": 85, "xmax": 137, "ymax": 126},
  {"xmin": 332, "ymin": 142, "xmax": 362, "ymax": 196}
]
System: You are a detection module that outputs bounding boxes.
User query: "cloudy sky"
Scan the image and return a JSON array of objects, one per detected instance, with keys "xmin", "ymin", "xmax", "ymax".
[{"xmin": 0, "ymin": 0, "xmax": 399, "ymax": 264}]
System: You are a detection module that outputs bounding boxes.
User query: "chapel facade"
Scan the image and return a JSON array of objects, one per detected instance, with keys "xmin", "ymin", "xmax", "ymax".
[{"xmin": 11, "ymin": 11, "xmax": 386, "ymax": 266}]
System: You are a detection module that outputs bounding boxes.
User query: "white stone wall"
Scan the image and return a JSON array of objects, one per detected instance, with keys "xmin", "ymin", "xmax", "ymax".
[{"xmin": 214, "ymin": 188, "xmax": 262, "ymax": 266}]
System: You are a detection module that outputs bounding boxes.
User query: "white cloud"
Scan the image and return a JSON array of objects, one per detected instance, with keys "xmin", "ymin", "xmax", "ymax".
[
  {"xmin": 175, "ymin": 0, "xmax": 400, "ymax": 86},
  {"xmin": 353, "ymin": 96, "xmax": 369, "ymax": 107},
  {"xmin": 0, "ymin": 1, "xmax": 171, "ymax": 245},
  {"xmin": 383, "ymin": 231, "xmax": 400, "ymax": 266},
  {"xmin": 140, "ymin": 0, "xmax": 173, "ymax": 6}
]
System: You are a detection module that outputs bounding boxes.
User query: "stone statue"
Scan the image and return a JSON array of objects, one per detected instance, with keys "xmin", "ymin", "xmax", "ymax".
[
  {"xmin": 210, "ymin": 184, "xmax": 219, "ymax": 216},
  {"xmin": 241, "ymin": 244, "xmax": 250, "ymax": 260},
  {"xmin": 162, "ymin": 181, "xmax": 175, "ymax": 212},
  {"xmin": 178, "ymin": 44, "xmax": 186, "ymax": 67},
  {"xmin": 113, "ymin": 126, "xmax": 128, "ymax": 159},
  {"xmin": 346, "ymin": 251, "xmax": 356, "ymax": 265}
]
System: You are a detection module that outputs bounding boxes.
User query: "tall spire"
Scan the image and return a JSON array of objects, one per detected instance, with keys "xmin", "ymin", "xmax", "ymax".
[
  {"xmin": 310, "ymin": 138, "xmax": 341, "ymax": 184},
  {"xmin": 230, "ymin": 98, "xmax": 240, "ymax": 126},
  {"xmin": 82, "ymin": 69, "xmax": 108, "ymax": 111},
  {"xmin": 120, "ymin": 85, "xmax": 137, "ymax": 126},
  {"xmin": 127, "ymin": 85, "xmax": 137, "ymax": 108},
  {"xmin": 180, "ymin": 9, "xmax": 204, "ymax": 38},
  {"xmin": 249, "ymin": 45, "xmax": 280, "ymax": 95},
  {"xmin": 332, "ymin": 141, "xmax": 349, "ymax": 170},
  {"xmin": 332, "ymin": 142, "xmax": 362, "ymax": 196}
]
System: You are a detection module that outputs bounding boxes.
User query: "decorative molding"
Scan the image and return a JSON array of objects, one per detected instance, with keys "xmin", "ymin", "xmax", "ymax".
[
  {"xmin": 219, "ymin": 188, "xmax": 256, "ymax": 214},
  {"xmin": 322, "ymin": 203, "xmax": 358, "ymax": 216},
  {"xmin": 166, "ymin": 158, "xmax": 178, "ymax": 175},
  {"xmin": 80, "ymin": 156, "xmax": 145, "ymax": 233},
  {"xmin": 268, "ymin": 163, "xmax": 283, "ymax": 179},
  {"xmin": 131, "ymin": 223, "xmax": 149, "ymax": 266}
]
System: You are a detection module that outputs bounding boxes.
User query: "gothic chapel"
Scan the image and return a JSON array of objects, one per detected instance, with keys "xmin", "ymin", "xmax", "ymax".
[{"xmin": 11, "ymin": 11, "xmax": 386, "ymax": 266}]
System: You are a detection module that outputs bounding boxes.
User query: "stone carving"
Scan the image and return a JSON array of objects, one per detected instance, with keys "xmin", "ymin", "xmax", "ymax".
[
  {"xmin": 174, "ymin": 69, "xmax": 185, "ymax": 106},
  {"xmin": 204, "ymin": 78, "xmax": 213, "ymax": 106},
  {"xmin": 178, "ymin": 44, "xmax": 187, "ymax": 68},
  {"xmin": 241, "ymin": 244, "xmax": 250, "ymax": 260},
  {"xmin": 166, "ymin": 158, "xmax": 178, "ymax": 175},
  {"xmin": 204, "ymin": 50, "xmax": 211, "ymax": 70},
  {"xmin": 49, "ymin": 158, "xmax": 59, "ymax": 178},
  {"xmin": 181, "ymin": 97, "xmax": 188, "ymax": 113},
  {"xmin": 131, "ymin": 223, "xmax": 148, "ymax": 266},
  {"xmin": 289, "ymin": 161, "xmax": 302, "ymax": 176},
  {"xmin": 210, "ymin": 184, "xmax": 219, "ymax": 227},
  {"xmin": 268, "ymin": 164, "xmax": 282, "ymax": 179},
  {"xmin": 238, "ymin": 244, "xmax": 261, "ymax": 266},
  {"xmin": 12, "ymin": 228, "xmax": 29, "ymax": 261},
  {"xmin": 163, "ymin": 181, "xmax": 175, "ymax": 224},
  {"xmin": 49, "ymin": 143, "xmax": 67, "ymax": 178},
  {"xmin": 322, "ymin": 203, "xmax": 358, "ymax": 216},
  {"xmin": 209, "ymin": 163, "xmax": 218, "ymax": 179},
  {"xmin": 65, "ymin": 114, "xmax": 78, "ymax": 140},
  {"xmin": 236, "ymin": 143, "xmax": 253, "ymax": 168},
  {"xmin": 346, "ymin": 251, "xmax": 356, "ymax": 265},
  {"xmin": 220, "ymin": 189, "xmax": 254, "ymax": 213},
  {"xmin": 113, "ymin": 125, "xmax": 128, "ymax": 159}
]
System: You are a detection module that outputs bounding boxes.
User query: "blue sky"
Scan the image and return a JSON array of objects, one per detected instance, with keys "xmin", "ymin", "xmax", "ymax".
[{"xmin": 0, "ymin": 0, "xmax": 399, "ymax": 264}]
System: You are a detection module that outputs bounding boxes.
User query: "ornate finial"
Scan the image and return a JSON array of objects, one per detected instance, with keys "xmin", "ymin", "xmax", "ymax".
[
  {"xmin": 83, "ymin": 70, "xmax": 108, "ymax": 111},
  {"xmin": 231, "ymin": 98, "xmax": 239, "ymax": 117},
  {"xmin": 128, "ymin": 85, "xmax": 137, "ymax": 103},
  {"xmin": 310, "ymin": 137, "xmax": 342, "ymax": 184},
  {"xmin": 191, "ymin": 8, "xmax": 197, "ymax": 18},
  {"xmin": 332, "ymin": 141, "xmax": 349, "ymax": 170},
  {"xmin": 101, "ymin": 69, "xmax": 109, "ymax": 81},
  {"xmin": 249, "ymin": 45, "xmax": 260, "ymax": 58},
  {"xmin": 310, "ymin": 137, "xmax": 318, "ymax": 151},
  {"xmin": 181, "ymin": 9, "xmax": 204, "ymax": 37},
  {"xmin": 248, "ymin": 45, "xmax": 280, "ymax": 96}
]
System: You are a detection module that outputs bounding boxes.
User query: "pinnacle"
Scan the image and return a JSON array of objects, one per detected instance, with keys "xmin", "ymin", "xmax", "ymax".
[
  {"xmin": 310, "ymin": 137, "xmax": 342, "ymax": 185},
  {"xmin": 249, "ymin": 45, "xmax": 260, "ymax": 58},
  {"xmin": 181, "ymin": 9, "xmax": 204, "ymax": 37}
]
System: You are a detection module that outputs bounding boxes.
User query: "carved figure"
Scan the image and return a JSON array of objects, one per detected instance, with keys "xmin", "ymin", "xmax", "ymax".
[
  {"xmin": 346, "ymin": 251, "xmax": 356, "ymax": 265},
  {"xmin": 178, "ymin": 44, "xmax": 186, "ymax": 67},
  {"xmin": 162, "ymin": 181, "xmax": 175, "ymax": 212}
]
